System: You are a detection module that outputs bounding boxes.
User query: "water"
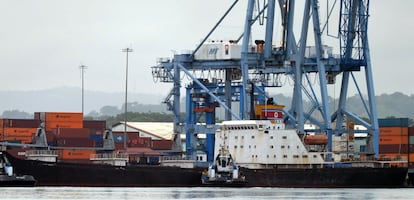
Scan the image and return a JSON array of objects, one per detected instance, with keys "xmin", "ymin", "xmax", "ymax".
[{"xmin": 1, "ymin": 187, "xmax": 414, "ymax": 200}]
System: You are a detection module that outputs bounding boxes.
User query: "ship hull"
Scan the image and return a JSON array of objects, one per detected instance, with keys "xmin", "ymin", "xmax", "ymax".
[
  {"xmin": 241, "ymin": 167, "xmax": 408, "ymax": 188},
  {"xmin": 5, "ymin": 151, "xmax": 407, "ymax": 187}
]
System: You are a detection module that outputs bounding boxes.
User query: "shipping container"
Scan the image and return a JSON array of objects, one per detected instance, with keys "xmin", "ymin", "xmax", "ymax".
[
  {"xmin": 3, "ymin": 136, "xmax": 33, "ymax": 144},
  {"xmin": 128, "ymin": 137, "xmax": 151, "ymax": 148},
  {"xmin": 378, "ymin": 153, "xmax": 408, "ymax": 161},
  {"xmin": 409, "ymin": 127, "xmax": 414, "ymax": 136},
  {"xmin": 45, "ymin": 112, "xmax": 83, "ymax": 122},
  {"xmin": 410, "ymin": 144, "xmax": 414, "ymax": 153},
  {"xmin": 52, "ymin": 128, "xmax": 90, "ymax": 139},
  {"xmin": 83, "ymin": 120, "xmax": 106, "ymax": 130},
  {"xmin": 4, "ymin": 119, "xmax": 41, "ymax": 128},
  {"xmin": 45, "ymin": 121, "xmax": 83, "ymax": 131},
  {"xmin": 56, "ymin": 138, "xmax": 96, "ymax": 147},
  {"xmin": 409, "ymin": 154, "xmax": 414, "ymax": 163},
  {"xmin": 151, "ymin": 140, "xmax": 173, "ymax": 150},
  {"xmin": 59, "ymin": 149, "xmax": 95, "ymax": 160},
  {"xmin": 379, "ymin": 135, "xmax": 408, "ymax": 145},
  {"xmin": 379, "ymin": 144, "xmax": 408, "ymax": 154},
  {"xmin": 378, "ymin": 118, "xmax": 409, "ymax": 127},
  {"xmin": 114, "ymin": 143, "xmax": 126, "ymax": 150},
  {"xmin": 113, "ymin": 133, "xmax": 128, "ymax": 143},
  {"xmin": 379, "ymin": 127, "xmax": 408, "ymax": 136},
  {"xmin": 2, "ymin": 128, "xmax": 37, "ymax": 137}
]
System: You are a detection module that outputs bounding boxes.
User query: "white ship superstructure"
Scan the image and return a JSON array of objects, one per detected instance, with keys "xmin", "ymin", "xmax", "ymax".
[{"xmin": 215, "ymin": 120, "xmax": 325, "ymax": 169}]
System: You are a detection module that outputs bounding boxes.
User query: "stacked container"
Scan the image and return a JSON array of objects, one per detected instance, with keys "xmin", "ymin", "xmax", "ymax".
[
  {"xmin": 0, "ymin": 119, "xmax": 41, "ymax": 144},
  {"xmin": 378, "ymin": 118, "xmax": 409, "ymax": 161},
  {"xmin": 35, "ymin": 112, "xmax": 83, "ymax": 131}
]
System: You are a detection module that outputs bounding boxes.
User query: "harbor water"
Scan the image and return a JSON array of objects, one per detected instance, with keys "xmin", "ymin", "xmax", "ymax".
[{"xmin": 1, "ymin": 187, "xmax": 414, "ymax": 200}]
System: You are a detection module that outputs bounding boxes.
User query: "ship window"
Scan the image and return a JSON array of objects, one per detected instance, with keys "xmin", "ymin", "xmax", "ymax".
[
  {"xmin": 241, "ymin": 136, "xmax": 244, "ymax": 139},
  {"xmin": 256, "ymin": 155, "xmax": 258, "ymax": 158},
  {"xmin": 288, "ymin": 145, "xmax": 290, "ymax": 149},
  {"xmin": 274, "ymin": 155, "xmax": 276, "ymax": 158},
  {"xmin": 224, "ymin": 136, "xmax": 228, "ymax": 140},
  {"xmin": 252, "ymin": 155, "xmax": 254, "ymax": 158},
  {"xmin": 281, "ymin": 145, "xmax": 285, "ymax": 149},
  {"xmin": 313, "ymin": 155, "xmax": 317, "ymax": 158},
  {"xmin": 234, "ymin": 145, "xmax": 237, "ymax": 148},
  {"xmin": 283, "ymin": 155, "xmax": 287, "ymax": 158},
  {"xmin": 240, "ymin": 145, "xmax": 244, "ymax": 148},
  {"xmin": 293, "ymin": 155, "xmax": 299, "ymax": 158},
  {"xmin": 259, "ymin": 125, "xmax": 263, "ymax": 129},
  {"xmin": 251, "ymin": 136, "xmax": 255, "ymax": 139},
  {"xmin": 270, "ymin": 145, "xmax": 274, "ymax": 149},
  {"xmin": 254, "ymin": 145, "xmax": 256, "ymax": 148},
  {"xmin": 267, "ymin": 155, "xmax": 269, "ymax": 158},
  {"xmin": 282, "ymin": 136, "xmax": 287, "ymax": 139},
  {"xmin": 297, "ymin": 145, "xmax": 299, "ymax": 149},
  {"xmin": 249, "ymin": 145, "xmax": 251, "ymax": 149},
  {"xmin": 270, "ymin": 136, "xmax": 274, "ymax": 139},
  {"xmin": 264, "ymin": 130, "xmax": 269, "ymax": 134},
  {"xmin": 235, "ymin": 136, "xmax": 238, "ymax": 139},
  {"xmin": 302, "ymin": 155, "xmax": 308, "ymax": 158}
]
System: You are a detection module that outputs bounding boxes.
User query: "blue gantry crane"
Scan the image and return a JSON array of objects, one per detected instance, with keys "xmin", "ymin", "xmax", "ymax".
[{"xmin": 151, "ymin": 0, "xmax": 377, "ymax": 162}]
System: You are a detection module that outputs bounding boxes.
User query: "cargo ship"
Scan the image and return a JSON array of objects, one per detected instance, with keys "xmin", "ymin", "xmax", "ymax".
[{"xmin": 0, "ymin": 112, "xmax": 409, "ymax": 187}]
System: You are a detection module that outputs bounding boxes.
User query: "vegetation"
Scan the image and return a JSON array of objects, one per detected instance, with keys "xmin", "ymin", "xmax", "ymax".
[{"xmin": 2, "ymin": 92, "xmax": 414, "ymax": 126}]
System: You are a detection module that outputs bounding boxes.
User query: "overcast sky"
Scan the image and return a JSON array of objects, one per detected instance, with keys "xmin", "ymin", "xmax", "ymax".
[{"xmin": 0, "ymin": 0, "xmax": 413, "ymax": 97}]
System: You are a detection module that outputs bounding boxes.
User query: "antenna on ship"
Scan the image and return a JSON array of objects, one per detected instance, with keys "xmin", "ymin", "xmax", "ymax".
[
  {"xmin": 122, "ymin": 47, "xmax": 133, "ymax": 150},
  {"xmin": 79, "ymin": 64, "xmax": 88, "ymax": 114}
]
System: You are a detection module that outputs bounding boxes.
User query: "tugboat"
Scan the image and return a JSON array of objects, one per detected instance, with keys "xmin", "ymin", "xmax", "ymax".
[
  {"xmin": 0, "ymin": 151, "xmax": 36, "ymax": 187},
  {"xmin": 201, "ymin": 148, "xmax": 247, "ymax": 186}
]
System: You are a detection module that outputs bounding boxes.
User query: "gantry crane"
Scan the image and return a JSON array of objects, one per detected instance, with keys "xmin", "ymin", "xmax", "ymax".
[{"xmin": 151, "ymin": 0, "xmax": 377, "ymax": 162}]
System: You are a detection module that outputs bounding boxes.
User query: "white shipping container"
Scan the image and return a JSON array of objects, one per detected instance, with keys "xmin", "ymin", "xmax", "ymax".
[{"xmin": 194, "ymin": 41, "xmax": 242, "ymax": 60}]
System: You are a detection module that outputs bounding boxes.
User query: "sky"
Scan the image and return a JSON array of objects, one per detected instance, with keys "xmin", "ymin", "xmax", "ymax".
[{"xmin": 0, "ymin": 0, "xmax": 413, "ymax": 97}]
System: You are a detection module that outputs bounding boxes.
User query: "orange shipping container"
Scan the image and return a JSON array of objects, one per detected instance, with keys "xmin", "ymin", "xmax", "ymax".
[
  {"xmin": 3, "ymin": 128, "xmax": 37, "ymax": 137},
  {"xmin": 409, "ymin": 153, "xmax": 414, "ymax": 162},
  {"xmin": 3, "ymin": 136, "xmax": 33, "ymax": 144},
  {"xmin": 379, "ymin": 135, "xmax": 408, "ymax": 145},
  {"xmin": 45, "ymin": 112, "xmax": 83, "ymax": 123},
  {"xmin": 378, "ymin": 153, "xmax": 408, "ymax": 161},
  {"xmin": 45, "ymin": 121, "xmax": 83, "ymax": 131},
  {"xmin": 59, "ymin": 149, "xmax": 95, "ymax": 160},
  {"xmin": 379, "ymin": 127, "xmax": 408, "ymax": 136}
]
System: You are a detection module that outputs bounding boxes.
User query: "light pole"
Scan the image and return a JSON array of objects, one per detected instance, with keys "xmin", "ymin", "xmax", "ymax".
[
  {"xmin": 122, "ymin": 48, "xmax": 133, "ymax": 150},
  {"xmin": 79, "ymin": 65, "xmax": 87, "ymax": 114}
]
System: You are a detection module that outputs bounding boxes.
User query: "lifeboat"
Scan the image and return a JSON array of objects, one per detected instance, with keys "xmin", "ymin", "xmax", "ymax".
[{"xmin": 304, "ymin": 134, "xmax": 328, "ymax": 145}]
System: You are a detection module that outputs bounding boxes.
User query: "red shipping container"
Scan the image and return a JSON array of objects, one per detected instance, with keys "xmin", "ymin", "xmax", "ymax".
[
  {"xmin": 83, "ymin": 120, "xmax": 106, "ymax": 130},
  {"xmin": 53, "ymin": 128, "xmax": 90, "ymax": 139},
  {"xmin": 379, "ymin": 144, "xmax": 408, "ymax": 154},
  {"xmin": 151, "ymin": 140, "xmax": 173, "ymax": 150},
  {"xmin": 409, "ymin": 127, "xmax": 414, "ymax": 136},
  {"xmin": 56, "ymin": 138, "xmax": 96, "ymax": 147},
  {"xmin": 6, "ymin": 119, "xmax": 41, "ymax": 128}
]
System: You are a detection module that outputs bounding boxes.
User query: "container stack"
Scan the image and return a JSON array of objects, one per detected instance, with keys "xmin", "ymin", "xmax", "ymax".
[
  {"xmin": 378, "ymin": 118, "xmax": 409, "ymax": 161},
  {"xmin": 0, "ymin": 119, "xmax": 41, "ymax": 144},
  {"xmin": 112, "ymin": 132, "xmax": 152, "ymax": 150}
]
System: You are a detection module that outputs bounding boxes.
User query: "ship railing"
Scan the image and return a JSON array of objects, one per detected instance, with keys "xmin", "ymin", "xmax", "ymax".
[
  {"xmin": 90, "ymin": 153, "xmax": 129, "ymax": 160},
  {"xmin": 25, "ymin": 149, "xmax": 58, "ymax": 157},
  {"xmin": 160, "ymin": 155, "xmax": 195, "ymax": 161}
]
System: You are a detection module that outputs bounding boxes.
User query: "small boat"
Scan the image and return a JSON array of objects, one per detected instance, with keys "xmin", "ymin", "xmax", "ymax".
[
  {"xmin": 201, "ymin": 148, "xmax": 247, "ymax": 186},
  {"xmin": 0, "ymin": 152, "xmax": 36, "ymax": 187}
]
